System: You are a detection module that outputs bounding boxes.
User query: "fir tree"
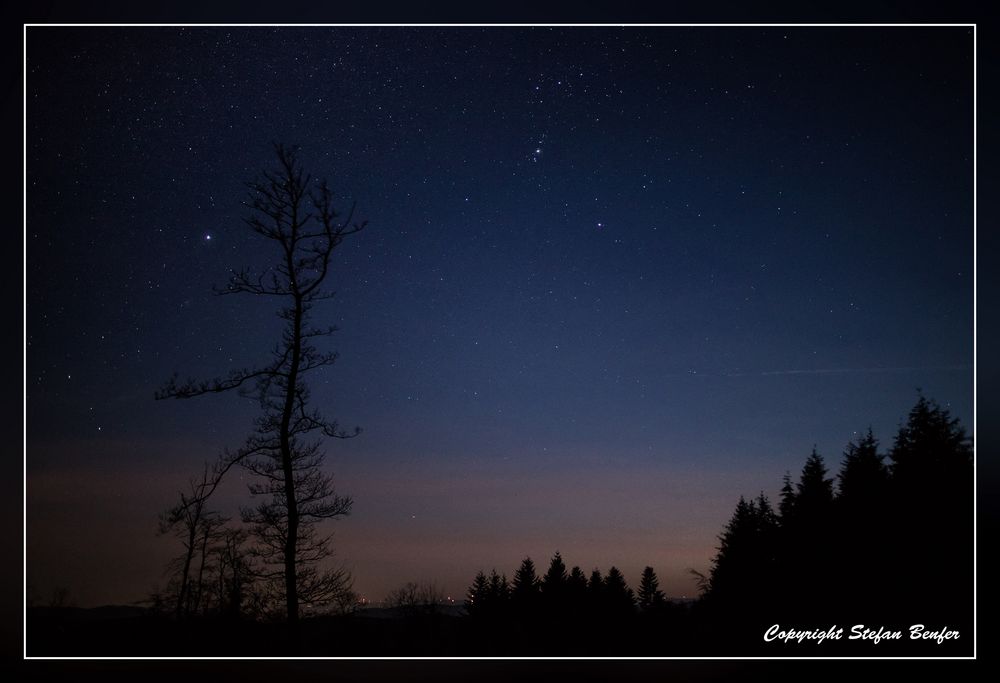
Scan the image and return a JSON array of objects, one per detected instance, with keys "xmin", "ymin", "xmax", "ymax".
[
  {"xmin": 511, "ymin": 557, "xmax": 541, "ymax": 608},
  {"xmin": 567, "ymin": 565, "xmax": 588, "ymax": 606},
  {"xmin": 887, "ymin": 394, "xmax": 973, "ymax": 623},
  {"xmin": 568, "ymin": 566, "xmax": 587, "ymax": 592},
  {"xmin": 796, "ymin": 447, "xmax": 835, "ymax": 514},
  {"xmin": 603, "ymin": 566, "xmax": 635, "ymax": 615},
  {"xmin": 465, "ymin": 570, "xmax": 489, "ymax": 617},
  {"xmin": 636, "ymin": 566, "xmax": 666, "ymax": 611},
  {"xmin": 540, "ymin": 551, "xmax": 568, "ymax": 615},
  {"xmin": 890, "ymin": 394, "xmax": 972, "ymax": 488},
  {"xmin": 587, "ymin": 568, "xmax": 604, "ymax": 611},
  {"xmin": 838, "ymin": 428, "xmax": 889, "ymax": 504},
  {"xmin": 541, "ymin": 551, "xmax": 568, "ymax": 592},
  {"xmin": 704, "ymin": 495, "xmax": 778, "ymax": 611},
  {"xmin": 779, "ymin": 471, "xmax": 796, "ymax": 522},
  {"xmin": 488, "ymin": 569, "xmax": 510, "ymax": 605}
]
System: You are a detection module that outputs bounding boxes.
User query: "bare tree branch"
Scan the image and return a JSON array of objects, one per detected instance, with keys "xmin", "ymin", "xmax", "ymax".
[{"xmin": 157, "ymin": 143, "xmax": 367, "ymax": 625}]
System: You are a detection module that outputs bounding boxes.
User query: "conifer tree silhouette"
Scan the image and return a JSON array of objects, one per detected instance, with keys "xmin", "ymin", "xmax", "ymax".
[
  {"xmin": 887, "ymin": 394, "xmax": 973, "ymax": 623},
  {"xmin": 637, "ymin": 566, "xmax": 666, "ymax": 612},
  {"xmin": 511, "ymin": 556, "xmax": 541, "ymax": 612},
  {"xmin": 465, "ymin": 571, "xmax": 489, "ymax": 617}
]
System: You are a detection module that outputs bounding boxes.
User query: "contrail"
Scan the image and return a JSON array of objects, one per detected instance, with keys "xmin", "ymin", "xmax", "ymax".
[{"xmin": 724, "ymin": 364, "xmax": 972, "ymax": 378}]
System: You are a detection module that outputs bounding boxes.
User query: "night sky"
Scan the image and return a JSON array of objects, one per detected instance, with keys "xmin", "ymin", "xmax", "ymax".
[{"xmin": 26, "ymin": 26, "xmax": 974, "ymax": 607}]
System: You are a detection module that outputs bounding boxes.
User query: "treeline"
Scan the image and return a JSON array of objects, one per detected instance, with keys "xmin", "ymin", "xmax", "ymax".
[
  {"xmin": 466, "ymin": 557, "xmax": 668, "ymax": 620},
  {"xmin": 461, "ymin": 394, "xmax": 973, "ymax": 655},
  {"xmin": 136, "ymin": 393, "xmax": 971, "ymax": 655},
  {"xmin": 700, "ymin": 394, "xmax": 973, "ymax": 637},
  {"xmin": 461, "ymin": 553, "xmax": 688, "ymax": 655}
]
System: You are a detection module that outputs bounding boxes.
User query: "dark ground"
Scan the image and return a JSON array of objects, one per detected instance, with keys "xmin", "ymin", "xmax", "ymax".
[{"xmin": 25, "ymin": 603, "xmax": 973, "ymax": 658}]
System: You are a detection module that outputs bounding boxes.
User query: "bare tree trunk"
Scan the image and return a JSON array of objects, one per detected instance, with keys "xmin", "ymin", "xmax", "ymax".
[
  {"xmin": 193, "ymin": 524, "xmax": 210, "ymax": 615},
  {"xmin": 157, "ymin": 145, "xmax": 366, "ymax": 632},
  {"xmin": 280, "ymin": 288, "xmax": 304, "ymax": 628},
  {"xmin": 176, "ymin": 524, "xmax": 196, "ymax": 618}
]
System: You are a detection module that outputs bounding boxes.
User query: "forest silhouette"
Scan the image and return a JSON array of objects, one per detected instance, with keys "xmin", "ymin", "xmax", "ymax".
[
  {"xmin": 28, "ymin": 393, "xmax": 974, "ymax": 656},
  {"xmin": 452, "ymin": 393, "xmax": 973, "ymax": 655}
]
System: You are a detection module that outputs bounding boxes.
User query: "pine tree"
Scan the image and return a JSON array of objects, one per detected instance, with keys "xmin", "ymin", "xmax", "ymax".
[
  {"xmin": 588, "ymin": 568, "xmax": 604, "ymax": 593},
  {"xmin": 831, "ymin": 429, "xmax": 891, "ymax": 614},
  {"xmin": 890, "ymin": 394, "xmax": 972, "ymax": 489},
  {"xmin": 779, "ymin": 471, "xmax": 797, "ymax": 522},
  {"xmin": 796, "ymin": 447, "xmax": 835, "ymax": 515},
  {"xmin": 511, "ymin": 557, "xmax": 541, "ymax": 609},
  {"xmin": 887, "ymin": 394, "xmax": 973, "ymax": 623},
  {"xmin": 465, "ymin": 570, "xmax": 489, "ymax": 617},
  {"xmin": 540, "ymin": 551, "xmax": 568, "ymax": 615},
  {"xmin": 567, "ymin": 565, "xmax": 588, "ymax": 606},
  {"xmin": 568, "ymin": 566, "xmax": 587, "ymax": 592},
  {"xmin": 541, "ymin": 551, "xmax": 568, "ymax": 592},
  {"xmin": 704, "ymin": 495, "xmax": 778, "ymax": 612},
  {"xmin": 636, "ymin": 566, "xmax": 666, "ymax": 611},
  {"xmin": 706, "ymin": 496, "xmax": 754, "ymax": 599},
  {"xmin": 603, "ymin": 566, "xmax": 635, "ymax": 615},
  {"xmin": 587, "ymin": 567, "xmax": 604, "ymax": 613},
  {"xmin": 838, "ymin": 428, "xmax": 889, "ymax": 504},
  {"xmin": 754, "ymin": 492, "xmax": 778, "ymax": 564},
  {"xmin": 488, "ymin": 569, "xmax": 510, "ymax": 606},
  {"xmin": 782, "ymin": 449, "xmax": 837, "ymax": 616}
]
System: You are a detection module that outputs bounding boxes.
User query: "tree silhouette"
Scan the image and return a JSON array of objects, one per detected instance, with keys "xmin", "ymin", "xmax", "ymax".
[
  {"xmin": 697, "ymin": 394, "xmax": 972, "ymax": 646},
  {"xmin": 636, "ymin": 566, "xmax": 666, "ymax": 612},
  {"xmin": 157, "ymin": 144, "xmax": 366, "ymax": 626},
  {"xmin": 587, "ymin": 568, "xmax": 604, "ymax": 602},
  {"xmin": 488, "ymin": 569, "xmax": 511, "ymax": 603},
  {"xmin": 784, "ymin": 450, "xmax": 836, "ymax": 616},
  {"xmin": 465, "ymin": 571, "xmax": 489, "ymax": 617},
  {"xmin": 452, "ymin": 395, "xmax": 971, "ymax": 655},
  {"xmin": 567, "ymin": 565, "xmax": 588, "ymax": 603},
  {"xmin": 158, "ymin": 463, "xmax": 230, "ymax": 619},
  {"xmin": 511, "ymin": 556, "xmax": 541, "ymax": 610},
  {"xmin": 890, "ymin": 394, "xmax": 972, "ymax": 487},
  {"xmin": 213, "ymin": 526, "xmax": 253, "ymax": 618},
  {"xmin": 887, "ymin": 394, "xmax": 973, "ymax": 622},
  {"xmin": 830, "ymin": 428, "xmax": 891, "ymax": 614},
  {"xmin": 541, "ymin": 551, "xmax": 567, "ymax": 591},
  {"xmin": 837, "ymin": 428, "xmax": 889, "ymax": 504},
  {"xmin": 603, "ymin": 566, "xmax": 635, "ymax": 617},
  {"xmin": 702, "ymin": 494, "xmax": 779, "ymax": 621},
  {"xmin": 387, "ymin": 581, "xmax": 446, "ymax": 618},
  {"xmin": 540, "ymin": 551, "xmax": 568, "ymax": 613},
  {"xmin": 778, "ymin": 471, "xmax": 796, "ymax": 522},
  {"xmin": 794, "ymin": 447, "xmax": 835, "ymax": 516}
]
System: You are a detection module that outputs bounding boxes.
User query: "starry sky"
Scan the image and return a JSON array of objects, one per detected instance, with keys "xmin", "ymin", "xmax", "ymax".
[{"xmin": 26, "ymin": 26, "xmax": 974, "ymax": 607}]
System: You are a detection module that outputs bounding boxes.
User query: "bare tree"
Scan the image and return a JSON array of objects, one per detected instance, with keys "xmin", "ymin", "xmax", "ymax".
[
  {"xmin": 159, "ymin": 464, "xmax": 217, "ymax": 618},
  {"xmin": 158, "ymin": 457, "xmax": 252, "ymax": 619},
  {"xmin": 386, "ymin": 581, "xmax": 446, "ymax": 618},
  {"xmin": 212, "ymin": 526, "xmax": 252, "ymax": 618},
  {"xmin": 157, "ymin": 143, "xmax": 367, "ymax": 626}
]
